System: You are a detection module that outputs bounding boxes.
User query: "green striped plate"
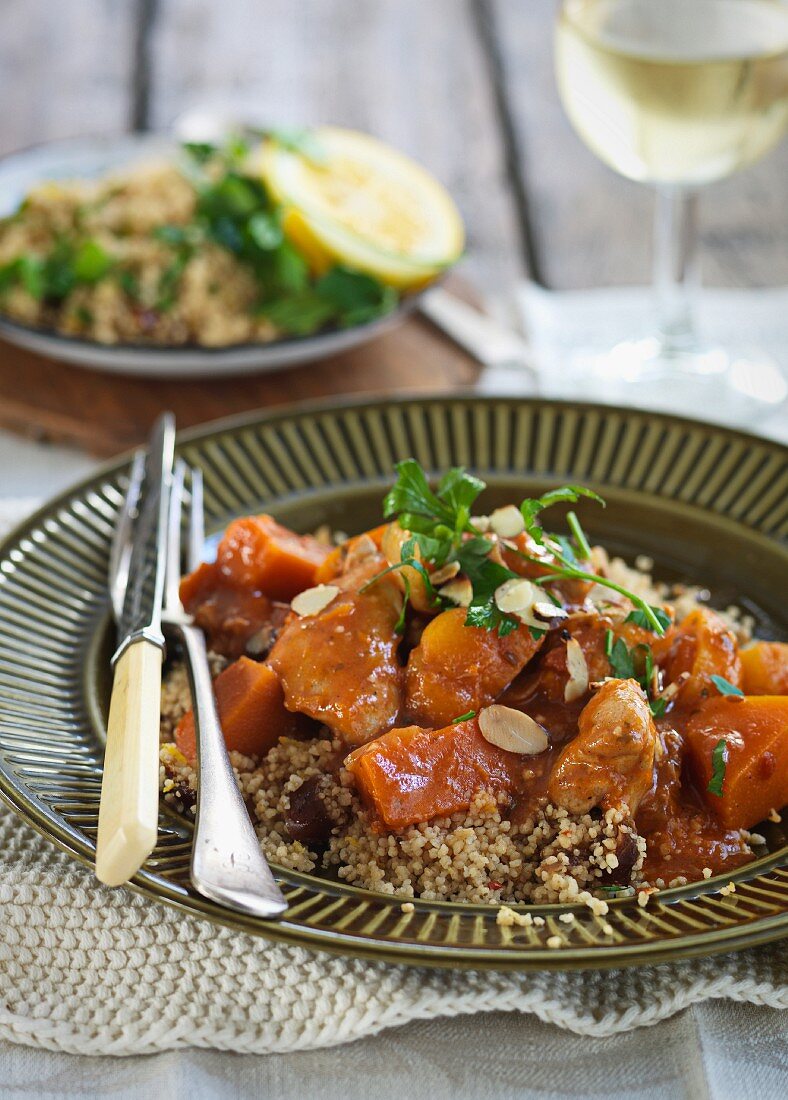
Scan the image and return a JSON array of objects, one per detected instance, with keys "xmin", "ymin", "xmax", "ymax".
[{"xmin": 0, "ymin": 395, "xmax": 786, "ymax": 969}]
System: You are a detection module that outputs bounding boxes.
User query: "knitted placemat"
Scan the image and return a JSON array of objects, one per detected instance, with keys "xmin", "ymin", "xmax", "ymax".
[{"xmin": 0, "ymin": 498, "xmax": 785, "ymax": 1056}]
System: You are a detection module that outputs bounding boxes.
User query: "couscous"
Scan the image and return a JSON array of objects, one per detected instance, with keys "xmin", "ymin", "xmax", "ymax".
[{"xmin": 158, "ymin": 460, "xmax": 788, "ymax": 904}]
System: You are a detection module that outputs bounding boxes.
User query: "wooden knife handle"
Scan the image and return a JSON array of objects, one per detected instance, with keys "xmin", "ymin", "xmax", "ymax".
[{"xmin": 95, "ymin": 639, "xmax": 163, "ymax": 886}]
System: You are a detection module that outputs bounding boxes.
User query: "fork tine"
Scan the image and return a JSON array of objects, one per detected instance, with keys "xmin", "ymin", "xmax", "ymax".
[
  {"xmin": 164, "ymin": 459, "xmax": 186, "ymax": 613},
  {"xmin": 187, "ymin": 465, "xmax": 204, "ymax": 574},
  {"xmin": 108, "ymin": 449, "xmax": 145, "ymax": 619}
]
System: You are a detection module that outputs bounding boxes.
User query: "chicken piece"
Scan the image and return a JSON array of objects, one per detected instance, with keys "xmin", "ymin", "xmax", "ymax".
[
  {"xmin": 547, "ymin": 678, "xmax": 657, "ymax": 815},
  {"xmin": 268, "ymin": 556, "xmax": 404, "ymax": 746},
  {"xmin": 405, "ymin": 608, "xmax": 544, "ymax": 728}
]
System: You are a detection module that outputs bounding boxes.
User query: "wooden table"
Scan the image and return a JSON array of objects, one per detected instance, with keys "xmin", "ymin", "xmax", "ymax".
[
  {"xmin": 0, "ymin": 0, "xmax": 787, "ymax": 454},
  {"xmin": 4, "ymin": 0, "xmax": 787, "ymax": 292}
]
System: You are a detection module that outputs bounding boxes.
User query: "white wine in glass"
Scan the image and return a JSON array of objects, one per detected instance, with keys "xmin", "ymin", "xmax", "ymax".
[{"xmin": 555, "ymin": 0, "xmax": 788, "ymax": 410}]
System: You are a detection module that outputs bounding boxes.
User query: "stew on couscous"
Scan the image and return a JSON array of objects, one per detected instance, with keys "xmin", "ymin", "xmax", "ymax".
[{"xmin": 159, "ymin": 460, "xmax": 788, "ymax": 908}]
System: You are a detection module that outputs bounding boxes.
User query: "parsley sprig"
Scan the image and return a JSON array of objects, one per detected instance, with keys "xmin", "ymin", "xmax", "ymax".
[
  {"xmin": 604, "ymin": 629, "xmax": 665, "ymax": 715},
  {"xmin": 707, "ymin": 738, "xmax": 728, "ymax": 797},
  {"xmin": 368, "ymin": 460, "xmax": 671, "ymax": 638}
]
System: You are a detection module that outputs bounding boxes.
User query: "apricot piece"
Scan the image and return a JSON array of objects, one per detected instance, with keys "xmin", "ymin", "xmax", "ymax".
[
  {"xmin": 684, "ymin": 695, "xmax": 788, "ymax": 830},
  {"xmin": 660, "ymin": 608, "xmax": 742, "ymax": 709},
  {"xmin": 405, "ymin": 609, "xmax": 544, "ymax": 728}
]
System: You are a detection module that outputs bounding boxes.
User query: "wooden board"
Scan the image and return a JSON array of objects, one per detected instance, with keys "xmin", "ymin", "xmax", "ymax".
[{"xmin": 0, "ymin": 310, "xmax": 480, "ymax": 457}]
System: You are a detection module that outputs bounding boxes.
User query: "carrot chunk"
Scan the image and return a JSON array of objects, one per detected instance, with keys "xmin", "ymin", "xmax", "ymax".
[
  {"xmin": 345, "ymin": 719, "xmax": 523, "ymax": 829},
  {"xmin": 741, "ymin": 642, "xmax": 788, "ymax": 696},
  {"xmin": 405, "ymin": 608, "xmax": 543, "ymax": 728},
  {"xmin": 684, "ymin": 695, "xmax": 788, "ymax": 830},
  {"xmin": 216, "ymin": 514, "xmax": 330, "ymax": 601},
  {"xmin": 175, "ymin": 656, "xmax": 302, "ymax": 764}
]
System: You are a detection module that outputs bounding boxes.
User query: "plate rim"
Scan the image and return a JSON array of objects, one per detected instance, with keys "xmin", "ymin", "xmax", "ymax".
[{"xmin": 0, "ymin": 391, "xmax": 786, "ymax": 970}]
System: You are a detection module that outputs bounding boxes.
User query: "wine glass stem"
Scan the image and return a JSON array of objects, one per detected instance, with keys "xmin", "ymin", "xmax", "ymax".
[{"xmin": 653, "ymin": 184, "xmax": 700, "ymax": 357}]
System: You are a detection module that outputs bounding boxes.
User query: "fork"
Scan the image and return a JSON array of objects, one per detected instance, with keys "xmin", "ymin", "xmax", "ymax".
[{"xmin": 163, "ymin": 459, "xmax": 288, "ymax": 918}]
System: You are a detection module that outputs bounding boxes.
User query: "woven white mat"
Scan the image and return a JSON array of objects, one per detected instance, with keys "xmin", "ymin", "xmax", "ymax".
[
  {"xmin": 1, "ymin": 801, "xmax": 786, "ymax": 1056},
  {"xmin": 0, "ymin": 499, "xmax": 786, "ymax": 1058}
]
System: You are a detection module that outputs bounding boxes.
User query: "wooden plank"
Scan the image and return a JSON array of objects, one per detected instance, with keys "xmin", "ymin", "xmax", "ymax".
[
  {"xmin": 488, "ymin": 0, "xmax": 788, "ymax": 289},
  {"xmin": 0, "ymin": 288, "xmax": 480, "ymax": 457},
  {"xmin": 0, "ymin": 0, "xmax": 138, "ymax": 156},
  {"xmin": 147, "ymin": 0, "xmax": 525, "ymax": 297}
]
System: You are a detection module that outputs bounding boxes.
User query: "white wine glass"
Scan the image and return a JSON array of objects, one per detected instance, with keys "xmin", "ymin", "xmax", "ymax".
[{"xmin": 555, "ymin": 0, "xmax": 788, "ymax": 414}]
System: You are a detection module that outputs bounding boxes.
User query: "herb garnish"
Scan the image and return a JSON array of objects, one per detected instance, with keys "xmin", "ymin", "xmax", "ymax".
[
  {"xmin": 180, "ymin": 138, "xmax": 398, "ymax": 333},
  {"xmin": 707, "ymin": 738, "xmax": 728, "ymax": 796},
  {"xmin": 710, "ymin": 675, "xmax": 744, "ymax": 697},
  {"xmin": 0, "ymin": 237, "xmax": 113, "ymax": 304},
  {"xmin": 365, "ymin": 460, "xmax": 671, "ymax": 639},
  {"xmin": 452, "ymin": 710, "xmax": 477, "ymax": 724}
]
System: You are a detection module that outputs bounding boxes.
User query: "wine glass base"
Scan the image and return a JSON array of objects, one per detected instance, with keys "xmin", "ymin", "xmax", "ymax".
[{"xmin": 573, "ymin": 338, "xmax": 788, "ymax": 426}]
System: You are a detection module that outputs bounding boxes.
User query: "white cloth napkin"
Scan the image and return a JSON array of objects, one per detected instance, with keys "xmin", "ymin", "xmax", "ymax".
[
  {"xmin": 478, "ymin": 284, "xmax": 788, "ymax": 444},
  {"xmin": 0, "ymin": 472, "xmax": 786, "ymax": 1065}
]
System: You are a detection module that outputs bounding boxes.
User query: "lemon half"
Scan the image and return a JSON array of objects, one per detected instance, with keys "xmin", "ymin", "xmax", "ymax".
[{"xmin": 260, "ymin": 127, "xmax": 465, "ymax": 290}]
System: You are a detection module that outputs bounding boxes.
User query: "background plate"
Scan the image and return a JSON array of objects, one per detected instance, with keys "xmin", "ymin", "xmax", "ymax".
[
  {"xmin": 0, "ymin": 395, "xmax": 786, "ymax": 969},
  {"xmin": 0, "ymin": 134, "xmax": 421, "ymax": 377}
]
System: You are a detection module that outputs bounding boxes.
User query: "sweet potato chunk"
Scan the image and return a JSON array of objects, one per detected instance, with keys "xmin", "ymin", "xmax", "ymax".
[
  {"xmin": 268, "ymin": 557, "xmax": 404, "ymax": 746},
  {"xmin": 345, "ymin": 718, "xmax": 523, "ymax": 829},
  {"xmin": 741, "ymin": 642, "xmax": 788, "ymax": 697},
  {"xmin": 685, "ymin": 695, "xmax": 788, "ymax": 830},
  {"xmin": 405, "ymin": 609, "xmax": 543, "ymax": 727},
  {"xmin": 660, "ymin": 608, "xmax": 742, "ymax": 709},
  {"xmin": 175, "ymin": 656, "xmax": 301, "ymax": 764},
  {"xmin": 548, "ymin": 678, "xmax": 657, "ymax": 815},
  {"xmin": 216, "ymin": 514, "xmax": 330, "ymax": 601}
]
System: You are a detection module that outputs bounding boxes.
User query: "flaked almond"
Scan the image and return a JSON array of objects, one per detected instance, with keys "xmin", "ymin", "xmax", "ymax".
[
  {"xmin": 533, "ymin": 601, "xmax": 568, "ymax": 622},
  {"xmin": 564, "ymin": 638, "xmax": 589, "ymax": 702},
  {"xmin": 654, "ymin": 670, "xmax": 689, "ymax": 704},
  {"xmin": 345, "ymin": 533, "xmax": 378, "ymax": 568},
  {"xmin": 478, "ymin": 705, "xmax": 549, "ymax": 755},
  {"xmin": 290, "ymin": 584, "xmax": 340, "ymax": 617},
  {"xmin": 494, "ymin": 578, "xmax": 540, "ymax": 614},
  {"xmin": 429, "ymin": 560, "xmax": 461, "ymax": 586},
  {"xmin": 439, "ymin": 576, "xmax": 473, "ymax": 607},
  {"xmin": 490, "ymin": 504, "xmax": 525, "ymax": 539}
]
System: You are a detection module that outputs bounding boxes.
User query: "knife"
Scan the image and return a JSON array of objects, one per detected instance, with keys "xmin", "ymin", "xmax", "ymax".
[{"xmin": 95, "ymin": 413, "xmax": 175, "ymax": 886}]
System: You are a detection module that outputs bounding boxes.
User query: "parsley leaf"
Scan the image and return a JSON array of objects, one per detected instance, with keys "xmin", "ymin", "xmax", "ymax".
[
  {"xmin": 649, "ymin": 696, "xmax": 667, "ymax": 718},
  {"xmin": 383, "ymin": 459, "xmax": 482, "ymax": 536},
  {"xmin": 625, "ymin": 607, "xmax": 672, "ymax": 633},
  {"xmin": 460, "ymin": 550, "xmax": 521, "ymax": 636},
  {"xmin": 707, "ymin": 738, "xmax": 728, "ymax": 796},
  {"xmin": 520, "ymin": 485, "xmax": 605, "ymax": 543},
  {"xmin": 710, "ymin": 675, "xmax": 744, "ymax": 697},
  {"xmin": 608, "ymin": 637, "xmax": 636, "ymax": 680}
]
